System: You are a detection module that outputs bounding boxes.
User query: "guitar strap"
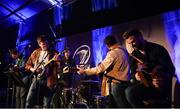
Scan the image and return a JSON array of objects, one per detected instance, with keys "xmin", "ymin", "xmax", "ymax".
[
  {"xmin": 35, "ymin": 51, "xmax": 49, "ymax": 71},
  {"xmin": 39, "ymin": 51, "xmax": 49, "ymax": 65}
]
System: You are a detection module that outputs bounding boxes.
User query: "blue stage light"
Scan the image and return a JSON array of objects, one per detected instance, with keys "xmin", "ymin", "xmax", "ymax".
[
  {"xmin": 163, "ymin": 9, "xmax": 180, "ymax": 82},
  {"xmin": 92, "ymin": 26, "xmax": 112, "ymax": 65}
]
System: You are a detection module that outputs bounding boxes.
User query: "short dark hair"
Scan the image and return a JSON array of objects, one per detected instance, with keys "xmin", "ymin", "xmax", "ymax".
[
  {"xmin": 63, "ymin": 47, "xmax": 70, "ymax": 53},
  {"xmin": 36, "ymin": 35, "xmax": 48, "ymax": 44},
  {"xmin": 122, "ymin": 29, "xmax": 143, "ymax": 40},
  {"xmin": 104, "ymin": 35, "xmax": 117, "ymax": 46},
  {"xmin": 9, "ymin": 49, "xmax": 18, "ymax": 55}
]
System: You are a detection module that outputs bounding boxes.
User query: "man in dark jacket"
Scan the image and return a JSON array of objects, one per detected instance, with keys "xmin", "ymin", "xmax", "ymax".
[{"xmin": 122, "ymin": 29, "xmax": 175, "ymax": 108}]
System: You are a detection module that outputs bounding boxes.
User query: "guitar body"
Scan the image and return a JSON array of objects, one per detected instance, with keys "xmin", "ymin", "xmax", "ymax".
[
  {"xmin": 134, "ymin": 60, "xmax": 153, "ymax": 88},
  {"xmin": 37, "ymin": 67, "xmax": 47, "ymax": 79},
  {"xmin": 34, "ymin": 52, "xmax": 61, "ymax": 79},
  {"xmin": 137, "ymin": 71, "xmax": 151, "ymax": 88}
]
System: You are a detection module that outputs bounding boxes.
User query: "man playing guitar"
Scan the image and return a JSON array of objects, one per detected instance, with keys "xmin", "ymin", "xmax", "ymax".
[
  {"xmin": 9, "ymin": 49, "xmax": 29, "ymax": 108},
  {"xmin": 122, "ymin": 29, "xmax": 175, "ymax": 108},
  {"xmin": 25, "ymin": 35, "xmax": 60, "ymax": 108}
]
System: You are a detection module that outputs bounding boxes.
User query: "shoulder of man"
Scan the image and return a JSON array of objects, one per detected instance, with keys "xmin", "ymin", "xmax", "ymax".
[
  {"xmin": 32, "ymin": 48, "xmax": 41, "ymax": 53},
  {"xmin": 30, "ymin": 48, "xmax": 41, "ymax": 57},
  {"xmin": 146, "ymin": 41, "xmax": 164, "ymax": 48},
  {"xmin": 146, "ymin": 41, "xmax": 166, "ymax": 51}
]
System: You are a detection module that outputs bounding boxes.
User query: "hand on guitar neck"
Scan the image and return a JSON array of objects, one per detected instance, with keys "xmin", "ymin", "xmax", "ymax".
[{"xmin": 63, "ymin": 66, "xmax": 79, "ymax": 74}]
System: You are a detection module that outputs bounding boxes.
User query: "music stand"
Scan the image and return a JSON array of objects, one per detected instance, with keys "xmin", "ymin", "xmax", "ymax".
[{"xmin": 3, "ymin": 71, "xmax": 27, "ymax": 107}]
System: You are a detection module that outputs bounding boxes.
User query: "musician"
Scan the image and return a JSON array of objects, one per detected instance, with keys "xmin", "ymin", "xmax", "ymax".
[
  {"xmin": 59, "ymin": 47, "xmax": 77, "ymax": 88},
  {"xmin": 122, "ymin": 29, "xmax": 175, "ymax": 107},
  {"xmin": 25, "ymin": 35, "xmax": 60, "ymax": 108},
  {"xmin": 51, "ymin": 48, "xmax": 77, "ymax": 108},
  {"xmin": 78, "ymin": 35, "xmax": 131, "ymax": 107},
  {"xmin": 9, "ymin": 49, "xmax": 29, "ymax": 108}
]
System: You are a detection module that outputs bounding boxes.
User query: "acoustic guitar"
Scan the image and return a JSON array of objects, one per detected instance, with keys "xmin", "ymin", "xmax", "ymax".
[
  {"xmin": 35, "ymin": 52, "xmax": 61, "ymax": 79},
  {"xmin": 130, "ymin": 54, "xmax": 152, "ymax": 88}
]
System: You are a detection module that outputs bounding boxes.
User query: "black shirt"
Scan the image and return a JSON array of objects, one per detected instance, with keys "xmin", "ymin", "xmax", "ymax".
[{"xmin": 59, "ymin": 56, "xmax": 76, "ymax": 88}]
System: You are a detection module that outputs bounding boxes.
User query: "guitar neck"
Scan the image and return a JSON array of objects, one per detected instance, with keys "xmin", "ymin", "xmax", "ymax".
[
  {"xmin": 43, "ymin": 52, "xmax": 61, "ymax": 67},
  {"xmin": 63, "ymin": 66, "xmax": 79, "ymax": 74}
]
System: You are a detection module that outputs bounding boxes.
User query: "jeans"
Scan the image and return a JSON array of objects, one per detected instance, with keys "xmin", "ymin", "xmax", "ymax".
[
  {"xmin": 15, "ymin": 76, "xmax": 29, "ymax": 108},
  {"xmin": 125, "ymin": 83, "xmax": 166, "ymax": 108},
  {"xmin": 15, "ymin": 86, "xmax": 27, "ymax": 108},
  {"xmin": 26, "ymin": 77, "xmax": 54, "ymax": 108},
  {"xmin": 109, "ymin": 82, "xmax": 131, "ymax": 108}
]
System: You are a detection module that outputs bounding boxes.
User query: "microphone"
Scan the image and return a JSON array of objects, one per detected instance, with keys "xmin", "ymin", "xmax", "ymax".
[
  {"xmin": 55, "ymin": 39, "xmax": 62, "ymax": 42},
  {"xmin": 52, "ymin": 39, "xmax": 63, "ymax": 43},
  {"xmin": 50, "ymin": 39, "xmax": 63, "ymax": 45},
  {"xmin": 24, "ymin": 44, "xmax": 32, "ymax": 48},
  {"xmin": 28, "ymin": 44, "xmax": 32, "ymax": 48}
]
